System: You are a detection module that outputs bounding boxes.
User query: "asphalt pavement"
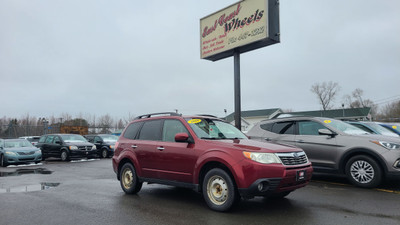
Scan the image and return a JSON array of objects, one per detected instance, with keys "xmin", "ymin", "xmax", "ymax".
[{"xmin": 0, "ymin": 159, "xmax": 399, "ymax": 225}]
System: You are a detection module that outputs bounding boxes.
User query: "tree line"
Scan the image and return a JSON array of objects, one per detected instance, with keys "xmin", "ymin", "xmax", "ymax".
[{"xmin": 310, "ymin": 81, "xmax": 400, "ymax": 121}]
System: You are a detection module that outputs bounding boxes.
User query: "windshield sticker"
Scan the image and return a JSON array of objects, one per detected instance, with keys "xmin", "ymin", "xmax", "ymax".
[
  {"xmin": 393, "ymin": 125, "xmax": 397, "ymax": 129},
  {"xmin": 188, "ymin": 119, "xmax": 201, "ymax": 124},
  {"xmin": 324, "ymin": 120, "xmax": 331, "ymax": 124}
]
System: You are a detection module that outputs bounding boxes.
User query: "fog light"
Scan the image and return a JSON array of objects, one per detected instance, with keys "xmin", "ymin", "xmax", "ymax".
[
  {"xmin": 258, "ymin": 183, "xmax": 264, "ymax": 191},
  {"xmin": 395, "ymin": 160, "xmax": 400, "ymax": 169},
  {"xmin": 257, "ymin": 181, "xmax": 269, "ymax": 192}
]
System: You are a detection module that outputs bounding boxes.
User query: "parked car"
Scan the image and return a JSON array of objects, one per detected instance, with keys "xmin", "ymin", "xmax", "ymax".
[
  {"xmin": 36, "ymin": 134, "xmax": 97, "ymax": 161},
  {"xmin": 247, "ymin": 116, "xmax": 400, "ymax": 188},
  {"xmin": 84, "ymin": 134, "xmax": 118, "ymax": 158},
  {"xmin": 346, "ymin": 121, "xmax": 399, "ymax": 137},
  {"xmin": 112, "ymin": 112, "xmax": 313, "ymax": 212},
  {"xmin": 0, "ymin": 138, "xmax": 42, "ymax": 167},
  {"xmin": 379, "ymin": 123, "xmax": 400, "ymax": 136},
  {"xmin": 19, "ymin": 136, "xmax": 41, "ymax": 146}
]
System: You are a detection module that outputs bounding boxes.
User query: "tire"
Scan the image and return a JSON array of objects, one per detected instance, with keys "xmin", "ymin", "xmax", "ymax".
[
  {"xmin": 202, "ymin": 168, "xmax": 237, "ymax": 212},
  {"xmin": 120, "ymin": 163, "xmax": 142, "ymax": 194},
  {"xmin": 1, "ymin": 154, "xmax": 8, "ymax": 167},
  {"xmin": 345, "ymin": 155, "xmax": 382, "ymax": 188},
  {"xmin": 60, "ymin": 150, "xmax": 70, "ymax": 162},
  {"xmin": 101, "ymin": 149, "xmax": 108, "ymax": 158}
]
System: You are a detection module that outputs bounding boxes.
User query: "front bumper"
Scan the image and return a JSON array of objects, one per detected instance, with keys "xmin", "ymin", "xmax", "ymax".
[
  {"xmin": 69, "ymin": 150, "xmax": 98, "ymax": 158},
  {"xmin": 4, "ymin": 154, "xmax": 42, "ymax": 165},
  {"xmin": 235, "ymin": 161, "xmax": 313, "ymax": 198}
]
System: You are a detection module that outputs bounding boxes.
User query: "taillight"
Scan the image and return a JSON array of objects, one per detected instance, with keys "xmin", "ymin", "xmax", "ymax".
[{"xmin": 114, "ymin": 141, "xmax": 120, "ymax": 150}]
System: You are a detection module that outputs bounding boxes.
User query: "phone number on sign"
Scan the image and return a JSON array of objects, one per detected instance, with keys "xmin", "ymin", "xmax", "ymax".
[{"xmin": 228, "ymin": 26, "xmax": 265, "ymax": 45}]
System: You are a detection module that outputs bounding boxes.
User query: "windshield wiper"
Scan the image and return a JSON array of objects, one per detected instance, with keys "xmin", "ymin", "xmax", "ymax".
[{"xmin": 201, "ymin": 137, "xmax": 219, "ymax": 140}]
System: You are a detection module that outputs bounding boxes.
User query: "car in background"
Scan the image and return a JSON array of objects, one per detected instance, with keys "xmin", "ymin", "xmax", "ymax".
[
  {"xmin": 0, "ymin": 138, "xmax": 42, "ymax": 167},
  {"xmin": 84, "ymin": 134, "xmax": 118, "ymax": 158},
  {"xmin": 379, "ymin": 123, "xmax": 400, "ymax": 136},
  {"xmin": 247, "ymin": 116, "xmax": 400, "ymax": 188},
  {"xmin": 113, "ymin": 112, "xmax": 313, "ymax": 212},
  {"xmin": 19, "ymin": 136, "xmax": 41, "ymax": 146},
  {"xmin": 36, "ymin": 134, "xmax": 97, "ymax": 161},
  {"xmin": 346, "ymin": 121, "xmax": 399, "ymax": 137}
]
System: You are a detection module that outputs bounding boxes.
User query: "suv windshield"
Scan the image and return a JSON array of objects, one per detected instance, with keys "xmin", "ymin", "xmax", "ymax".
[
  {"xmin": 61, "ymin": 135, "xmax": 87, "ymax": 143},
  {"xmin": 185, "ymin": 118, "xmax": 247, "ymax": 140},
  {"xmin": 325, "ymin": 119, "xmax": 368, "ymax": 135}
]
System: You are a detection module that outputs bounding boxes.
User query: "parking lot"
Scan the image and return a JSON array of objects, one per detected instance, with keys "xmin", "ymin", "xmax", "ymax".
[{"xmin": 0, "ymin": 159, "xmax": 399, "ymax": 225}]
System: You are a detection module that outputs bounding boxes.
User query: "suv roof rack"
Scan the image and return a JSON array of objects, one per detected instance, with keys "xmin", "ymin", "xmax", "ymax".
[{"xmin": 134, "ymin": 112, "xmax": 181, "ymax": 120}]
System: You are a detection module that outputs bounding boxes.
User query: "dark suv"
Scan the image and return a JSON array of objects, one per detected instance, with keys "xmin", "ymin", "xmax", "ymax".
[
  {"xmin": 37, "ymin": 134, "xmax": 97, "ymax": 161},
  {"xmin": 112, "ymin": 113, "xmax": 313, "ymax": 212},
  {"xmin": 85, "ymin": 134, "xmax": 118, "ymax": 158}
]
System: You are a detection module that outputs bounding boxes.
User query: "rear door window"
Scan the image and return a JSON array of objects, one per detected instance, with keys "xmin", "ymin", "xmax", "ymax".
[
  {"xmin": 123, "ymin": 122, "xmax": 144, "ymax": 140},
  {"xmin": 271, "ymin": 121, "xmax": 295, "ymax": 134},
  {"xmin": 45, "ymin": 135, "xmax": 54, "ymax": 143},
  {"xmin": 138, "ymin": 120, "xmax": 163, "ymax": 141}
]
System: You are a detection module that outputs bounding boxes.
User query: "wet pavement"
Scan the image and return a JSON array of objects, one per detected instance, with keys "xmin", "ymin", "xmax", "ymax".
[{"xmin": 0, "ymin": 159, "xmax": 399, "ymax": 225}]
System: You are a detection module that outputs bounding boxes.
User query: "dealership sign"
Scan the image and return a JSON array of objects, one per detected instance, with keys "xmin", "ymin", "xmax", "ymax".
[{"xmin": 200, "ymin": 0, "xmax": 280, "ymax": 61}]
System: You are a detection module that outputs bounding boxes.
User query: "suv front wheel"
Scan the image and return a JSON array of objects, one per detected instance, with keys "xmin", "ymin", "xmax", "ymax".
[
  {"xmin": 202, "ymin": 168, "xmax": 237, "ymax": 212},
  {"xmin": 345, "ymin": 155, "xmax": 382, "ymax": 188},
  {"xmin": 61, "ymin": 150, "xmax": 70, "ymax": 162}
]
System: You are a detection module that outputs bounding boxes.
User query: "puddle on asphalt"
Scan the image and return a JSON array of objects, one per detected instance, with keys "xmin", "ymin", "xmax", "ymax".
[
  {"xmin": 0, "ymin": 168, "xmax": 53, "ymax": 177},
  {"xmin": 0, "ymin": 182, "xmax": 60, "ymax": 193}
]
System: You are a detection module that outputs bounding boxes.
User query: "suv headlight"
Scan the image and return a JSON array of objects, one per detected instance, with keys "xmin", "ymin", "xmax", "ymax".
[
  {"xmin": 92, "ymin": 145, "xmax": 97, "ymax": 150},
  {"xmin": 69, "ymin": 146, "xmax": 78, "ymax": 150},
  {"xmin": 243, "ymin": 152, "xmax": 282, "ymax": 164},
  {"xmin": 372, "ymin": 141, "xmax": 400, "ymax": 150},
  {"xmin": 109, "ymin": 145, "xmax": 114, "ymax": 149}
]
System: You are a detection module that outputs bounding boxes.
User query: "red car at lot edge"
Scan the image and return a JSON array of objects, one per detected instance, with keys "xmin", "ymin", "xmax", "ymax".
[{"xmin": 112, "ymin": 113, "xmax": 313, "ymax": 212}]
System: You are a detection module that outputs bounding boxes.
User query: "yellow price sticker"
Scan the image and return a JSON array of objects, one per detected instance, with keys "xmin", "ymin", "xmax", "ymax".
[
  {"xmin": 188, "ymin": 119, "xmax": 201, "ymax": 124},
  {"xmin": 324, "ymin": 120, "xmax": 332, "ymax": 124},
  {"xmin": 393, "ymin": 126, "xmax": 397, "ymax": 129}
]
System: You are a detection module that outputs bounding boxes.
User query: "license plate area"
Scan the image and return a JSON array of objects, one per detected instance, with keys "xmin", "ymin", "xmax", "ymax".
[{"xmin": 296, "ymin": 170, "xmax": 306, "ymax": 181}]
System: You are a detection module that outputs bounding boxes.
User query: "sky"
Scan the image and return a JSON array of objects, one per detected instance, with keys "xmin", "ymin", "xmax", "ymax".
[{"xmin": 1, "ymin": 0, "xmax": 399, "ymax": 120}]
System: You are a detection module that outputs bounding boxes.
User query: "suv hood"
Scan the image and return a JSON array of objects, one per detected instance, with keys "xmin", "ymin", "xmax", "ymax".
[{"xmin": 206, "ymin": 139, "xmax": 303, "ymax": 153}]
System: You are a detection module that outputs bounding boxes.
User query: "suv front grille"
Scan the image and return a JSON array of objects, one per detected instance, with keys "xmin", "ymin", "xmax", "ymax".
[
  {"xmin": 78, "ymin": 146, "xmax": 92, "ymax": 151},
  {"xmin": 276, "ymin": 152, "xmax": 308, "ymax": 165}
]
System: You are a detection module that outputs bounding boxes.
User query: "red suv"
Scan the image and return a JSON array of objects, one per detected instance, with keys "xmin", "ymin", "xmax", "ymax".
[{"xmin": 112, "ymin": 113, "xmax": 313, "ymax": 211}]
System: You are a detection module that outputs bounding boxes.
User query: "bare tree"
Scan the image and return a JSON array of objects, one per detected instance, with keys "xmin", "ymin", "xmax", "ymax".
[
  {"xmin": 98, "ymin": 114, "xmax": 114, "ymax": 133},
  {"xmin": 378, "ymin": 100, "xmax": 400, "ymax": 121},
  {"xmin": 343, "ymin": 88, "xmax": 378, "ymax": 116},
  {"xmin": 310, "ymin": 81, "xmax": 341, "ymax": 110}
]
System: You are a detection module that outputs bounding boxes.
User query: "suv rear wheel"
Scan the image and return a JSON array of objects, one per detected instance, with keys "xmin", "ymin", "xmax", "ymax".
[
  {"xmin": 120, "ymin": 163, "xmax": 142, "ymax": 194},
  {"xmin": 345, "ymin": 155, "xmax": 382, "ymax": 188},
  {"xmin": 202, "ymin": 168, "xmax": 237, "ymax": 212}
]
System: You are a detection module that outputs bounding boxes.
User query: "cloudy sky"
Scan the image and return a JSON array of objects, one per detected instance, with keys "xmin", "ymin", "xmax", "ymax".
[{"xmin": 1, "ymin": 0, "xmax": 399, "ymax": 120}]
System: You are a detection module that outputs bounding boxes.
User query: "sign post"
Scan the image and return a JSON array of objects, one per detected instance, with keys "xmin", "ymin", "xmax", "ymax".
[{"xmin": 200, "ymin": 0, "xmax": 280, "ymax": 130}]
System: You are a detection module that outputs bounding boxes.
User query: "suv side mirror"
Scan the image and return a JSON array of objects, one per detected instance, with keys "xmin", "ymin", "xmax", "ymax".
[
  {"xmin": 175, "ymin": 133, "xmax": 193, "ymax": 143},
  {"xmin": 318, "ymin": 129, "xmax": 336, "ymax": 137}
]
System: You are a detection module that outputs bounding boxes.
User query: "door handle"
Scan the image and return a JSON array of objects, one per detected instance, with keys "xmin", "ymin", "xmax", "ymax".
[
  {"xmin": 296, "ymin": 140, "xmax": 304, "ymax": 143},
  {"xmin": 157, "ymin": 147, "xmax": 165, "ymax": 151},
  {"xmin": 265, "ymin": 138, "xmax": 271, "ymax": 141},
  {"xmin": 131, "ymin": 145, "xmax": 137, "ymax": 149}
]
